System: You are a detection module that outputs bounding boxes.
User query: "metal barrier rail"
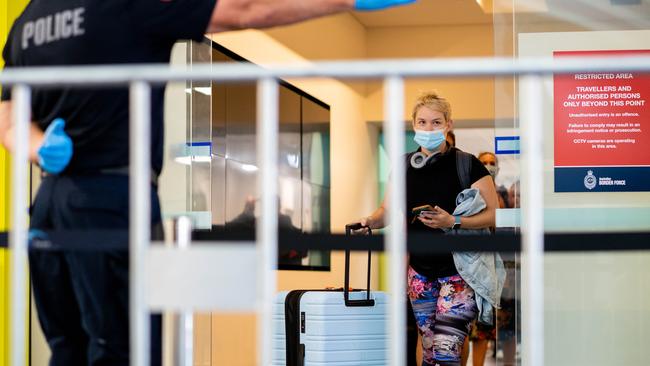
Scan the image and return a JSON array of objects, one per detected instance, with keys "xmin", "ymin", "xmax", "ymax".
[
  {"xmin": 5, "ymin": 55, "xmax": 650, "ymax": 366},
  {"xmin": 6, "ymin": 230, "xmax": 650, "ymax": 252},
  {"xmin": 2, "ymin": 56, "xmax": 650, "ymax": 84}
]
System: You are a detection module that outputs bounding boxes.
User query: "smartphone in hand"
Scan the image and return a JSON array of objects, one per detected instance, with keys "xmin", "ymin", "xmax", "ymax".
[{"xmin": 411, "ymin": 204, "xmax": 435, "ymax": 223}]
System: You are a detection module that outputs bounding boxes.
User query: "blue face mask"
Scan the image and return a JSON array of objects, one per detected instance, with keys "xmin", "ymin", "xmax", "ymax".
[{"xmin": 413, "ymin": 130, "xmax": 445, "ymax": 151}]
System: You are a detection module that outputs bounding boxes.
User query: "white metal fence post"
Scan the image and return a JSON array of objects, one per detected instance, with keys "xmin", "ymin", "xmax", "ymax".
[
  {"xmin": 9, "ymin": 84, "xmax": 31, "ymax": 366},
  {"xmin": 521, "ymin": 74, "xmax": 545, "ymax": 366},
  {"xmin": 384, "ymin": 76, "xmax": 407, "ymax": 366},
  {"xmin": 176, "ymin": 216, "xmax": 194, "ymax": 366},
  {"xmin": 256, "ymin": 77, "xmax": 279, "ymax": 366},
  {"xmin": 130, "ymin": 81, "xmax": 152, "ymax": 366}
]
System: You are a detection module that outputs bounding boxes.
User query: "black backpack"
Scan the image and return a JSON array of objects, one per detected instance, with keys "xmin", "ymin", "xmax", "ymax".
[{"xmin": 455, "ymin": 149, "xmax": 473, "ymax": 190}]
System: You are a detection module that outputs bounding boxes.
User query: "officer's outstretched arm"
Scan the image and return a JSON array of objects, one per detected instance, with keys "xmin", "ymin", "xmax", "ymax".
[
  {"xmin": 207, "ymin": 0, "xmax": 416, "ymax": 32},
  {"xmin": 0, "ymin": 101, "xmax": 44, "ymax": 163}
]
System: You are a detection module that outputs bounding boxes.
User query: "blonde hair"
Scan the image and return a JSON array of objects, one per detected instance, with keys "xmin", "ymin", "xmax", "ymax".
[
  {"xmin": 411, "ymin": 91, "xmax": 452, "ymax": 123},
  {"xmin": 478, "ymin": 151, "xmax": 497, "ymax": 162}
]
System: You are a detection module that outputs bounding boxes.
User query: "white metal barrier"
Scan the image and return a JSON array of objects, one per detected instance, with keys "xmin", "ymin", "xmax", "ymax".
[{"xmin": 5, "ymin": 56, "xmax": 650, "ymax": 366}]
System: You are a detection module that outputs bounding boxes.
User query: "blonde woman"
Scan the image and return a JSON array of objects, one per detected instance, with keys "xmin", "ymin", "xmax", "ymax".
[{"xmin": 353, "ymin": 92, "xmax": 499, "ymax": 366}]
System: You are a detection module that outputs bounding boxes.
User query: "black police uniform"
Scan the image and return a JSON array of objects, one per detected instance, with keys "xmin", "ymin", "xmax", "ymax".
[
  {"xmin": 1, "ymin": 1, "xmax": 215, "ymax": 365},
  {"xmin": 405, "ymin": 146, "xmax": 489, "ymax": 278}
]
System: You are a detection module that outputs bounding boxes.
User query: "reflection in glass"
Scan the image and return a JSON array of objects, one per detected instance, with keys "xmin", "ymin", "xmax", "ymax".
[
  {"xmin": 188, "ymin": 40, "xmax": 212, "ymax": 228},
  {"xmin": 211, "ymin": 50, "xmax": 229, "ymax": 157},
  {"xmin": 225, "ymin": 83, "xmax": 257, "ymax": 165},
  {"xmin": 279, "ymin": 86, "xmax": 303, "ymax": 231},
  {"xmin": 210, "ymin": 155, "xmax": 226, "ymax": 227},
  {"xmin": 298, "ymin": 96, "xmax": 331, "ymax": 269},
  {"xmin": 302, "ymin": 183, "xmax": 331, "ymax": 235},
  {"xmin": 302, "ymin": 96, "xmax": 331, "ymax": 187},
  {"xmin": 162, "ymin": 40, "xmax": 331, "ymax": 270},
  {"xmin": 224, "ymin": 159, "xmax": 258, "ymax": 229}
]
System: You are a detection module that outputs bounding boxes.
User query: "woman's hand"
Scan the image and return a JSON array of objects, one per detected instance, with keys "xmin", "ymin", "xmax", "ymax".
[
  {"xmin": 348, "ymin": 217, "xmax": 372, "ymax": 235},
  {"xmin": 417, "ymin": 206, "xmax": 454, "ymax": 229}
]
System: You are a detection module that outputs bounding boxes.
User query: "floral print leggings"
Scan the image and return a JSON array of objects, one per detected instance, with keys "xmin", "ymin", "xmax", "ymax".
[{"xmin": 408, "ymin": 266, "xmax": 478, "ymax": 366}]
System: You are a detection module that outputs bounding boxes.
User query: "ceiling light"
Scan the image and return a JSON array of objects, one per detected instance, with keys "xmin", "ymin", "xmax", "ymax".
[
  {"xmin": 286, "ymin": 153, "xmax": 300, "ymax": 169},
  {"xmin": 173, "ymin": 155, "xmax": 212, "ymax": 165},
  {"xmin": 241, "ymin": 164, "xmax": 259, "ymax": 172},
  {"xmin": 184, "ymin": 87, "xmax": 212, "ymax": 96}
]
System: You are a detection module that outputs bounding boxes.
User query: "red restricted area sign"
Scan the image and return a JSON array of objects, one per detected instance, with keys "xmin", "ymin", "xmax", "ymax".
[{"xmin": 554, "ymin": 50, "xmax": 650, "ymax": 192}]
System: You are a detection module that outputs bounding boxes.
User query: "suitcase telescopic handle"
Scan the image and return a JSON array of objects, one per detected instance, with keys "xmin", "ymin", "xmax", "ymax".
[{"xmin": 343, "ymin": 223, "xmax": 375, "ymax": 307}]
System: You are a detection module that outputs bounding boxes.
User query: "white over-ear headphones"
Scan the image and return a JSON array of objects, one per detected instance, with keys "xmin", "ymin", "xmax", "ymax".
[{"xmin": 410, "ymin": 151, "xmax": 440, "ymax": 169}]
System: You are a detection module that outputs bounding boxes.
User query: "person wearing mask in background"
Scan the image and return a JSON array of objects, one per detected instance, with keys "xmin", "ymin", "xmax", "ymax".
[
  {"xmin": 0, "ymin": 0, "xmax": 417, "ymax": 365},
  {"xmin": 507, "ymin": 181, "xmax": 520, "ymax": 209},
  {"xmin": 477, "ymin": 151, "xmax": 507, "ymax": 209},
  {"xmin": 351, "ymin": 91, "xmax": 499, "ymax": 366}
]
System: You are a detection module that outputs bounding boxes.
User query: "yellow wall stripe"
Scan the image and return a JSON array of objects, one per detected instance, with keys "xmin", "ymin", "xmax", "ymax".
[{"xmin": 1, "ymin": 1, "xmax": 31, "ymax": 365}]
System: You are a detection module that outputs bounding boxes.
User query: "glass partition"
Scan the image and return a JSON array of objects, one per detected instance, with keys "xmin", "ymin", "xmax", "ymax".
[
  {"xmin": 189, "ymin": 40, "xmax": 213, "ymax": 227},
  {"xmin": 493, "ymin": 0, "xmax": 650, "ymax": 232},
  {"xmin": 161, "ymin": 39, "xmax": 332, "ymax": 270},
  {"xmin": 492, "ymin": 1, "xmax": 650, "ymax": 365},
  {"xmin": 301, "ymin": 96, "xmax": 332, "ymax": 235}
]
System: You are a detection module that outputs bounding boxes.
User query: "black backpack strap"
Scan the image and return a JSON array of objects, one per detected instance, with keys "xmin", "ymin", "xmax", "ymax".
[{"xmin": 456, "ymin": 149, "xmax": 473, "ymax": 189}]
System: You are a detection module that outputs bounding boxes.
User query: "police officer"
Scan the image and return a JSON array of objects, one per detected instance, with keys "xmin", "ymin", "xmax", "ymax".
[{"xmin": 0, "ymin": 0, "xmax": 417, "ymax": 365}]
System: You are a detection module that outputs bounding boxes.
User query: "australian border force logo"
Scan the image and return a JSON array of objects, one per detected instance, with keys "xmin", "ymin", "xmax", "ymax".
[{"xmin": 584, "ymin": 170, "xmax": 597, "ymax": 190}]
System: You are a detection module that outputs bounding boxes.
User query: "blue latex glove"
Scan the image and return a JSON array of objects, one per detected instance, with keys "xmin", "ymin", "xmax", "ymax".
[
  {"xmin": 38, "ymin": 118, "xmax": 73, "ymax": 174},
  {"xmin": 355, "ymin": 0, "xmax": 416, "ymax": 11},
  {"xmin": 28, "ymin": 229, "xmax": 49, "ymax": 247}
]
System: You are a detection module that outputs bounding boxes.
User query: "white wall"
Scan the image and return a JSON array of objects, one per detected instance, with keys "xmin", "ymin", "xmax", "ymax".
[
  {"xmin": 364, "ymin": 24, "xmax": 496, "ymax": 122},
  {"xmin": 543, "ymin": 251, "xmax": 650, "ymax": 366}
]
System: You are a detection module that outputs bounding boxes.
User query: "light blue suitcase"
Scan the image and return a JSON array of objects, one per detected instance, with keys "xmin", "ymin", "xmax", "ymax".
[{"xmin": 273, "ymin": 226, "xmax": 388, "ymax": 365}]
